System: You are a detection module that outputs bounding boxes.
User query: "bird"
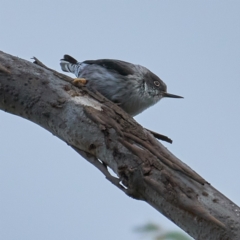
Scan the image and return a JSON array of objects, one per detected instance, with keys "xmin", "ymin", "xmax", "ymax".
[{"xmin": 60, "ymin": 55, "xmax": 183, "ymax": 116}]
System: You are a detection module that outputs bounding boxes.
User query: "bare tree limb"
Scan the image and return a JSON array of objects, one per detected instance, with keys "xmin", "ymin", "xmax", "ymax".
[{"xmin": 0, "ymin": 50, "xmax": 239, "ymax": 240}]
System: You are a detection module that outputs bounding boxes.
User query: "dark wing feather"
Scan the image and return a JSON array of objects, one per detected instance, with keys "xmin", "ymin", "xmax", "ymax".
[
  {"xmin": 62, "ymin": 55, "xmax": 78, "ymax": 64},
  {"xmin": 83, "ymin": 59, "xmax": 135, "ymax": 76}
]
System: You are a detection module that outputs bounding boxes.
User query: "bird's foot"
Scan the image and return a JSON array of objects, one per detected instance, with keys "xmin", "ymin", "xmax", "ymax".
[{"xmin": 73, "ymin": 78, "xmax": 88, "ymax": 86}]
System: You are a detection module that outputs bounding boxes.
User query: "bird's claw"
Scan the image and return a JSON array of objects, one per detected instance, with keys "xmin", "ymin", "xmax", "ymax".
[{"xmin": 73, "ymin": 78, "xmax": 88, "ymax": 86}]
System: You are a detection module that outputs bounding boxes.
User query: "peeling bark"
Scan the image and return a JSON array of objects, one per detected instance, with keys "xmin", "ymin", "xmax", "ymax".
[{"xmin": 0, "ymin": 50, "xmax": 239, "ymax": 240}]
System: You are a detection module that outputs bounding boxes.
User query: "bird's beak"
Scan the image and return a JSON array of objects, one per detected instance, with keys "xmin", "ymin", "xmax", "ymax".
[{"xmin": 162, "ymin": 92, "xmax": 183, "ymax": 99}]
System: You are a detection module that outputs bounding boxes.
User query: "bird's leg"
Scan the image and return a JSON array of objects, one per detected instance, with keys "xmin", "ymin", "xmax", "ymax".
[{"xmin": 73, "ymin": 78, "xmax": 88, "ymax": 86}]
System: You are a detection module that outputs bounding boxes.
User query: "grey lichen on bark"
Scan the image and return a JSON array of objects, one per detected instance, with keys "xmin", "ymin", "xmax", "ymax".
[{"xmin": 0, "ymin": 50, "xmax": 240, "ymax": 240}]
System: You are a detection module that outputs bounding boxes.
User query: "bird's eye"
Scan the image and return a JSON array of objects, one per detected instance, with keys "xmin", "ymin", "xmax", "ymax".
[{"xmin": 154, "ymin": 81, "xmax": 160, "ymax": 87}]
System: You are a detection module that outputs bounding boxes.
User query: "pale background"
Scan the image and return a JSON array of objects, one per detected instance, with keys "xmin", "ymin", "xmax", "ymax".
[{"xmin": 0, "ymin": 1, "xmax": 240, "ymax": 239}]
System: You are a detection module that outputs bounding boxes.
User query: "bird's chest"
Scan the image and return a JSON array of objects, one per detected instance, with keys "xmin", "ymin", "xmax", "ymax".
[{"xmin": 122, "ymin": 89, "xmax": 159, "ymax": 116}]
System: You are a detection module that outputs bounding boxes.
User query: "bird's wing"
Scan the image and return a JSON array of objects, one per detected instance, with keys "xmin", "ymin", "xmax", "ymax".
[{"xmin": 83, "ymin": 59, "xmax": 135, "ymax": 76}]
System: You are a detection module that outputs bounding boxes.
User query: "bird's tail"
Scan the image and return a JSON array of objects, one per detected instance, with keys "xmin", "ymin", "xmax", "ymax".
[{"xmin": 60, "ymin": 54, "xmax": 78, "ymax": 73}]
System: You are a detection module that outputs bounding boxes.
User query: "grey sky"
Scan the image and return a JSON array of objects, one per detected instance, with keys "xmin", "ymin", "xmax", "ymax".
[{"xmin": 0, "ymin": 1, "xmax": 240, "ymax": 239}]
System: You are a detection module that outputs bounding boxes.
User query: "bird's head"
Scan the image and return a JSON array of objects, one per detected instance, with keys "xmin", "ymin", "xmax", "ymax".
[{"xmin": 144, "ymin": 70, "xmax": 183, "ymax": 101}]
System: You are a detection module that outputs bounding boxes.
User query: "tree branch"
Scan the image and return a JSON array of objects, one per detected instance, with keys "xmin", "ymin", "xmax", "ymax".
[{"xmin": 0, "ymin": 50, "xmax": 239, "ymax": 239}]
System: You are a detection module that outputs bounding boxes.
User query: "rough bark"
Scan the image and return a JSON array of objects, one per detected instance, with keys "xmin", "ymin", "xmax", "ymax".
[{"xmin": 0, "ymin": 50, "xmax": 239, "ymax": 240}]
